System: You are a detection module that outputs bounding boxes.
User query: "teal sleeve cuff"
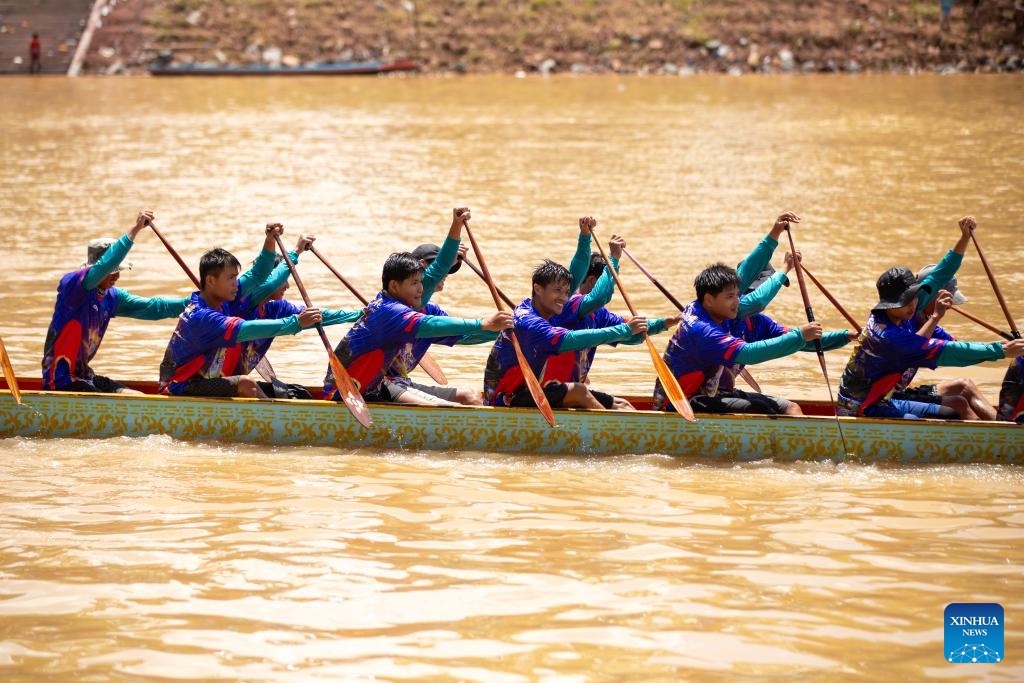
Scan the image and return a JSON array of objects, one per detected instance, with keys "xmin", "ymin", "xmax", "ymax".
[
  {"xmin": 916, "ymin": 249, "xmax": 963, "ymax": 310},
  {"xmin": 322, "ymin": 308, "xmax": 362, "ymax": 326},
  {"xmin": 647, "ymin": 317, "xmax": 666, "ymax": 336},
  {"xmin": 738, "ymin": 271, "xmax": 788, "ymax": 318},
  {"xmin": 236, "ymin": 315, "xmax": 300, "ymax": 342},
  {"xmin": 579, "ymin": 260, "xmax": 618, "ymax": 317},
  {"xmin": 115, "ymin": 291, "xmax": 188, "ymax": 320},
  {"xmin": 238, "ymin": 248, "xmax": 278, "ymax": 298},
  {"xmin": 736, "ymin": 235, "xmax": 778, "ymax": 293},
  {"xmin": 802, "ymin": 329, "xmax": 851, "ymax": 352},
  {"xmin": 557, "ymin": 322, "xmax": 632, "ymax": 352},
  {"xmin": 568, "ymin": 232, "xmax": 593, "ymax": 293},
  {"xmin": 938, "ymin": 340, "xmax": 1005, "ymax": 367},
  {"xmin": 415, "ymin": 315, "xmax": 483, "ymax": 338},
  {"xmin": 83, "ymin": 234, "xmax": 134, "ymax": 290},
  {"xmin": 458, "ymin": 330, "xmax": 500, "ymax": 345},
  {"xmin": 735, "ymin": 328, "xmax": 803, "ymax": 365}
]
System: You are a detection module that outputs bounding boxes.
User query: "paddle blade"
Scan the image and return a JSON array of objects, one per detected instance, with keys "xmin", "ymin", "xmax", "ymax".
[
  {"xmin": 254, "ymin": 357, "xmax": 276, "ymax": 382},
  {"xmin": 738, "ymin": 368, "xmax": 762, "ymax": 393},
  {"xmin": 0, "ymin": 336, "xmax": 21, "ymax": 405},
  {"xmin": 418, "ymin": 352, "xmax": 449, "ymax": 385},
  {"xmin": 645, "ymin": 336, "xmax": 695, "ymax": 422},
  {"xmin": 327, "ymin": 348, "xmax": 373, "ymax": 428},
  {"xmin": 510, "ymin": 332, "xmax": 556, "ymax": 427}
]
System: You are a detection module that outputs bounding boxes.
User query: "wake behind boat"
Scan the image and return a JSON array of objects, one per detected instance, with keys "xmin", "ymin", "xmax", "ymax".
[{"xmin": 2, "ymin": 376, "xmax": 1021, "ymax": 463}]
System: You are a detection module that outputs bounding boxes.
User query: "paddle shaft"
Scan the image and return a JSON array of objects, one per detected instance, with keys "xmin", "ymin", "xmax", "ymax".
[
  {"xmin": 590, "ymin": 232, "xmax": 695, "ymax": 421},
  {"xmin": 784, "ymin": 227, "xmax": 850, "ymax": 456},
  {"xmin": 272, "ymin": 235, "xmax": 372, "ymax": 428},
  {"xmin": 622, "ymin": 248, "xmax": 686, "ymax": 311},
  {"xmin": 950, "ymin": 306, "xmax": 1014, "ymax": 341},
  {"xmin": 309, "ymin": 245, "xmax": 368, "ymax": 305},
  {"xmin": 970, "ymin": 230, "xmax": 1021, "ymax": 338},
  {"xmin": 463, "ymin": 223, "xmax": 556, "ymax": 427},
  {"xmin": 0, "ymin": 335, "xmax": 22, "ymax": 404},
  {"xmin": 149, "ymin": 222, "xmax": 200, "ymax": 288},
  {"xmin": 800, "ymin": 265, "xmax": 862, "ymax": 334},
  {"xmin": 461, "ymin": 256, "xmax": 516, "ymax": 309}
]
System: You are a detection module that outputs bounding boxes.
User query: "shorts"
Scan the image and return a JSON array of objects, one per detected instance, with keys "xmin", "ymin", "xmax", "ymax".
[
  {"xmin": 58, "ymin": 375, "xmax": 128, "ymax": 394},
  {"xmin": 892, "ymin": 385, "xmax": 942, "ymax": 404},
  {"xmin": 508, "ymin": 382, "xmax": 615, "ymax": 409},
  {"xmin": 863, "ymin": 398, "xmax": 957, "ymax": 420},
  {"xmin": 686, "ymin": 389, "xmax": 790, "ymax": 415},
  {"xmin": 179, "ymin": 376, "xmax": 240, "ymax": 398},
  {"xmin": 368, "ymin": 376, "xmax": 459, "ymax": 404}
]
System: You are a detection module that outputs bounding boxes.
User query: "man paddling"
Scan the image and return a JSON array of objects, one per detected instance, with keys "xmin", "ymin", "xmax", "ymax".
[
  {"xmin": 483, "ymin": 217, "xmax": 649, "ymax": 410},
  {"xmin": 43, "ymin": 210, "xmax": 187, "ymax": 394},
  {"xmin": 837, "ymin": 218, "xmax": 1024, "ymax": 419},
  {"xmin": 159, "ymin": 224, "xmax": 323, "ymax": 398},
  {"xmin": 234, "ymin": 234, "xmax": 363, "ymax": 398},
  {"xmin": 884, "ymin": 219, "xmax": 997, "ymax": 420},
  {"xmin": 323, "ymin": 209, "xmax": 513, "ymax": 404},
  {"xmin": 376, "ymin": 208, "xmax": 499, "ymax": 406},
  {"xmin": 568, "ymin": 225, "xmax": 680, "ymax": 406},
  {"xmin": 653, "ymin": 213, "xmax": 834, "ymax": 415}
]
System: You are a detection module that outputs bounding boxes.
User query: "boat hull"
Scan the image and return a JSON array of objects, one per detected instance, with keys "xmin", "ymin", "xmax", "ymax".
[
  {"xmin": 1, "ymin": 386, "xmax": 1020, "ymax": 463},
  {"xmin": 147, "ymin": 60, "xmax": 418, "ymax": 76}
]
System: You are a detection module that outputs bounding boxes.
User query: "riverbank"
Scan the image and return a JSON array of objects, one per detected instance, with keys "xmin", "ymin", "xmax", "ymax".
[{"xmin": 82, "ymin": 0, "xmax": 1024, "ymax": 76}]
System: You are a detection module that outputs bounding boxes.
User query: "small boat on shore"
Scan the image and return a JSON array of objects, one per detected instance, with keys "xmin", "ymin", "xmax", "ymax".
[
  {"xmin": 2, "ymin": 377, "xmax": 1020, "ymax": 463},
  {"xmin": 147, "ymin": 59, "xmax": 418, "ymax": 77}
]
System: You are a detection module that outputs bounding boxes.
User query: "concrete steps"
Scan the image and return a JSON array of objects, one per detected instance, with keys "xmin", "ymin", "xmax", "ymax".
[{"xmin": 0, "ymin": 0, "xmax": 94, "ymax": 74}]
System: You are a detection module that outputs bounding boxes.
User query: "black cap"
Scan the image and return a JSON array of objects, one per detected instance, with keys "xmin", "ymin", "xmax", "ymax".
[
  {"xmin": 741, "ymin": 263, "xmax": 778, "ymax": 296},
  {"xmin": 874, "ymin": 267, "xmax": 924, "ymax": 310},
  {"xmin": 411, "ymin": 243, "xmax": 461, "ymax": 274}
]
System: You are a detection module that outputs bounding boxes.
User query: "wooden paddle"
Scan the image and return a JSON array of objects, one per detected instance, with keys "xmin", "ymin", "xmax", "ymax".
[
  {"xmin": 463, "ymin": 223, "xmax": 556, "ymax": 427},
  {"xmin": 592, "ymin": 234, "xmax": 695, "ymax": 421},
  {"xmin": 272, "ymin": 234, "xmax": 372, "ymax": 428},
  {"xmin": 148, "ymin": 221, "xmax": 200, "ymax": 288},
  {"xmin": 0, "ymin": 335, "xmax": 22, "ymax": 404},
  {"xmin": 784, "ymin": 226, "xmax": 850, "ymax": 456},
  {"xmin": 950, "ymin": 306, "xmax": 1014, "ymax": 341},
  {"xmin": 149, "ymin": 221, "xmax": 276, "ymax": 382},
  {"xmin": 307, "ymin": 245, "xmax": 448, "ymax": 385},
  {"xmin": 799, "ymin": 265, "xmax": 862, "ymax": 335},
  {"xmin": 461, "ymin": 255, "xmax": 516, "ymax": 309},
  {"xmin": 622, "ymin": 247, "xmax": 762, "ymax": 393},
  {"xmin": 969, "ymin": 226, "xmax": 1021, "ymax": 339}
]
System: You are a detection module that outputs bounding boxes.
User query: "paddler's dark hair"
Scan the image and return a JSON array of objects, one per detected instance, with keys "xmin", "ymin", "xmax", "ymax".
[
  {"xmin": 585, "ymin": 252, "xmax": 607, "ymax": 281},
  {"xmin": 695, "ymin": 263, "xmax": 741, "ymax": 302},
  {"xmin": 199, "ymin": 248, "xmax": 241, "ymax": 290},
  {"xmin": 532, "ymin": 260, "xmax": 572, "ymax": 290},
  {"xmin": 382, "ymin": 252, "xmax": 424, "ymax": 291}
]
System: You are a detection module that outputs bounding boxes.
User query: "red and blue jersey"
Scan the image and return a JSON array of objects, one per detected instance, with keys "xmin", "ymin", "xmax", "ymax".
[
  {"xmin": 838, "ymin": 312, "xmax": 949, "ymax": 414},
  {"xmin": 560, "ymin": 297, "xmax": 626, "ymax": 384},
  {"xmin": 896, "ymin": 315, "xmax": 955, "ymax": 391},
  {"xmin": 387, "ymin": 302, "xmax": 461, "ymax": 379},
  {"xmin": 655, "ymin": 301, "xmax": 747, "ymax": 405},
  {"xmin": 323, "ymin": 293, "xmax": 425, "ymax": 399},
  {"xmin": 236, "ymin": 297, "xmax": 305, "ymax": 375},
  {"xmin": 42, "ymin": 268, "xmax": 120, "ymax": 390},
  {"xmin": 159, "ymin": 292, "xmax": 246, "ymax": 395},
  {"xmin": 483, "ymin": 296, "xmax": 581, "ymax": 406}
]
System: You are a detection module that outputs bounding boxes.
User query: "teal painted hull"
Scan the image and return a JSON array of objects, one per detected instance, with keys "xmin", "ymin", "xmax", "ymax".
[{"xmin": 2, "ymin": 388, "xmax": 1021, "ymax": 463}]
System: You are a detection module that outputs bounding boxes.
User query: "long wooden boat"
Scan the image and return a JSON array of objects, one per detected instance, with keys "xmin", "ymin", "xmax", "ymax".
[
  {"xmin": 147, "ymin": 59, "xmax": 418, "ymax": 77},
  {"xmin": 2, "ymin": 378, "xmax": 1020, "ymax": 463}
]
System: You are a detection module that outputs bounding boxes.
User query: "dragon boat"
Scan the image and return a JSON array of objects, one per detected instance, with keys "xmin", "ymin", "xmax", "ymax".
[{"xmin": 1, "ymin": 378, "xmax": 1020, "ymax": 463}]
